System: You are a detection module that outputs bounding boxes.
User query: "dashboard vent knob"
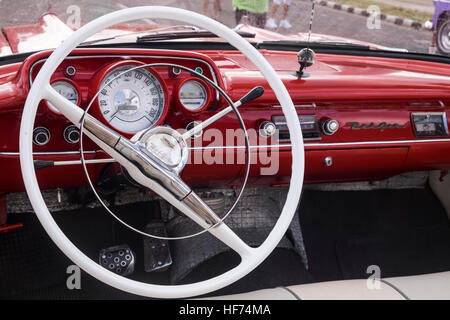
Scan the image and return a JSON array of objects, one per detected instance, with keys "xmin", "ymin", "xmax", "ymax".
[
  {"xmin": 324, "ymin": 156, "xmax": 333, "ymax": 167},
  {"xmin": 33, "ymin": 127, "xmax": 50, "ymax": 146},
  {"xmin": 322, "ymin": 119, "xmax": 339, "ymax": 135},
  {"xmin": 64, "ymin": 125, "xmax": 80, "ymax": 144},
  {"xmin": 259, "ymin": 121, "xmax": 277, "ymax": 138}
]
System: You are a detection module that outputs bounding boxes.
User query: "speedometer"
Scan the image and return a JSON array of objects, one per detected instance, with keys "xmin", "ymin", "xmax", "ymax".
[{"xmin": 97, "ymin": 64, "xmax": 167, "ymax": 133}]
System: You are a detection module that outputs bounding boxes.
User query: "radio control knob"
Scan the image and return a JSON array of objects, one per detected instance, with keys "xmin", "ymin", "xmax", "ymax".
[
  {"xmin": 33, "ymin": 127, "xmax": 50, "ymax": 146},
  {"xmin": 322, "ymin": 119, "xmax": 339, "ymax": 135},
  {"xmin": 64, "ymin": 125, "xmax": 80, "ymax": 144},
  {"xmin": 259, "ymin": 121, "xmax": 277, "ymax": 138}
]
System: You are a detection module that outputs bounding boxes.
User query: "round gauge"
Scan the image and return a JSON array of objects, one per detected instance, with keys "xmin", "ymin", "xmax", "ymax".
[
  {"xmin": 178, "ymin": 79, "xmax": 209, "ymax": 112},
  {"xmin": 97, "ymin": 65, "xmax": 166, "ymax": 133},
  {"xmin": 47, "ymin": 80, "xmax": 79, "ymax": 114}
]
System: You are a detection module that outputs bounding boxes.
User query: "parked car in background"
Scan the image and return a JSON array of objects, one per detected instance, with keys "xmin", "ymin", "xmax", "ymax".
[{"xmin": 432, "ymin": 0, "xmax": 450, "ymax": 54}]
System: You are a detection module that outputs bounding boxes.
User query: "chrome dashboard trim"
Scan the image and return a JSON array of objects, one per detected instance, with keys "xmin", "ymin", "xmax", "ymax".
[
  {"xmin": 0, "ymin": 151, "xmax": 96, "ymax": 156},
  {"xmin": 189, "ymin": 137, "xmax": 450, "ymax": 150},
  {"xmin": 2, "ymin": 138, "xmax": 450, "ymax": 156},
  {"xmin": 272, "ymin": 103, "xmax": 317, "ymax": 108}
]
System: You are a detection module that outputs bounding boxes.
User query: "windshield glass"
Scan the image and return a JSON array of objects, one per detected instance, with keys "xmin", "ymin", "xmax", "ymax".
[{"xmin": 0, "ymin": 0, "xmax": 445, "ymax": 56}]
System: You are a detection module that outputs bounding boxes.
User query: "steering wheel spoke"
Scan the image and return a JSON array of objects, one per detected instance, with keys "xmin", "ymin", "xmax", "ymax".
[
  {"xmin": 44, "ymin": 84, "xmax": 85, "ymax": 126},
  {"xmin": 182, "ymin": 86, "xmax": 265, "ymax": 140},
  {"xmin": 209, "ymin": 222, "xmax": 256, "ymax": 259}
]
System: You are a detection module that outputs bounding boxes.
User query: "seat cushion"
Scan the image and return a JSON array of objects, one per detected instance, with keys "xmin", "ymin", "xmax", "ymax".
[
  {"xmin": 206, "ymin": 271, "xmax": 450, "ymax": 300},
  {"xmin": 383, "ymin": 271, "xmax": 450, "ymax": 300},
  {"xmin": 287, "ymin": 279, "xmax": 404, "ymax": 300},
  {"xmin": 205, "ymin": 288, "xmax": 298, "ymax": 300},
  {"xmin": 205, "ymin": 280, "xmax": 404, "ymax": 300}
]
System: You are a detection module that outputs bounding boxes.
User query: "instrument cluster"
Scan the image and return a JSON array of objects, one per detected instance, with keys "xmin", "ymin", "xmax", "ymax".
[{"xmin": 30, "ymin": 53, "xmax": 220, "ymax": 149}]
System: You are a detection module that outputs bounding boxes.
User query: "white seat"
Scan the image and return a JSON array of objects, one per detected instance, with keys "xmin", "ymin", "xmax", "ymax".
[
  {"xmin": 206, "ymin": 271, "xmax": 450, "ymax": 300},
  {"xmin": 383, "ymin": 272, "xmax": 450, "ymax": 300}
]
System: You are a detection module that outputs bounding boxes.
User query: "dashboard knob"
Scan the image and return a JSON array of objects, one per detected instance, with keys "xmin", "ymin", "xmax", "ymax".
[
  {"xmin": 186, "ymin": 121, "xmax": 202, "ymax": 139},
  {"xmin": 33, "ymin": 127, "xmax": 50, "ymax": 146},
  {"xmin": 322, "ymin": 119, "xmax": 339, "ymax": 135},
  {"xmin": 259, "ymin": 121, "xmax": 277, "ymax": 138},
  {"xmin": 64, "ymin": 125, "xmax": 80, "ymax": 144}
]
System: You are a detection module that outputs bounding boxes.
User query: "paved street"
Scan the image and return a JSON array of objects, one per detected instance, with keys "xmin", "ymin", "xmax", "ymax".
[{"xmin": 0, "ymin": 0, "xmax": 433, "ymax": 53}]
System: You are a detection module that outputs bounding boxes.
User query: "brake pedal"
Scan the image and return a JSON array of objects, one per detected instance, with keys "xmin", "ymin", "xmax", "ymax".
[
  {"xmin": 99, "ymin": 245, "xmax": 135, "ymax": 277},
  {"xmin": 143, "ymin": 222, "xmax": 172, "ymax": 272}
]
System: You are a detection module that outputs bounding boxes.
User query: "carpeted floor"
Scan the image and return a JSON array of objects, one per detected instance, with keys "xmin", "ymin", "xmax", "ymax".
[
  {"xmin": 1, "ymin": 187, "xmax": 450, "ymax": 299},
  {"xmin": 299, "ymin": 188, "xmax": 450, "ymax": 282}
]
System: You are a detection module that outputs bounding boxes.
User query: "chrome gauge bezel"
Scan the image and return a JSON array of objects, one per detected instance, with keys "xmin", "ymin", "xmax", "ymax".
[
  {"xmin": 96, "ymin": 63, "xmax": 168, "ymax": 134},
  {"xmin": 177, "ymin": 78, "xmax": 210, "ymax": 113},
  {"xmin": 46, "ymin": 79, "xmax": 80, "ymax": 114}
]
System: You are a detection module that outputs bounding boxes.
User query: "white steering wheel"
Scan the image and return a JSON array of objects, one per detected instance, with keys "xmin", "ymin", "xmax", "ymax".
[{"xmin": 19, "ymin": 6, "xmax": 305, "ymax": 298}]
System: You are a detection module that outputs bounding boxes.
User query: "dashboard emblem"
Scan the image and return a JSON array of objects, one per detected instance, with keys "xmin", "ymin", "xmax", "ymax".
[{"xmin": 346, "ymin": 122, "xmax": 406, "ymax": 132}]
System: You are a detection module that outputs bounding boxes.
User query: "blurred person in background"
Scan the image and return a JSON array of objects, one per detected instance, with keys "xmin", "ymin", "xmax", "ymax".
[
  {"xmin": 233, "ymin": 0, "xmax": 269, "ymax": 28},
  {"xmin": 266, "ymin": 0, "xmax": 292, "ymax": 29},
  {"xmin": 203, "ymin": 0, "xmax": 222, "ymax": 20}
]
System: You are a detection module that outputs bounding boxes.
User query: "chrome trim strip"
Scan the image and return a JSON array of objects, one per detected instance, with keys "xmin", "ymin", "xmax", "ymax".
[
  {"xmin": 305, "ymin": 138, "xmax": 450, "ymax": 147},
  {"xmin": 190, "ymin": 138, "xmax": 450, "ymax": 150},
  {"xmin": 29, "ymin": 53, "xmax": 220, "ymax": 100},
  {"xmin": 2, "ymin": 138, "xmax": 450, "ymax": 156},
  {"xmin": 272, "ymin": 103, "xmax": 316, "ymax": 108},
  {"xmin": 0, "ymin": 151, "xmax": 96, "ymax": 156},
  {"xmin": 444, "ymin": 113, "xmax": 449, "ymax": 134}
]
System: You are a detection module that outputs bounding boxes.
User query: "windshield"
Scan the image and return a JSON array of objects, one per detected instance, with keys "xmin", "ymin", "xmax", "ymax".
[{"xmin": 0, "ymin": 0, "xmax": 445, "ymax": 57}]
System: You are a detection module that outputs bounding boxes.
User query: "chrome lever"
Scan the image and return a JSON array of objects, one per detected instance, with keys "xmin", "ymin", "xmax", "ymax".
[{"xmin": 83, "ymin": 114, "xmax": 122, "ymax": 149}]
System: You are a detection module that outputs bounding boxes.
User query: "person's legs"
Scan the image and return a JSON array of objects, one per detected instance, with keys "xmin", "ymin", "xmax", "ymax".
[
  {"xmin": 254, "ymin": 12, "xmax": 267, "ymax": 29},
  {"xmin": 212, "ymin": 0, "xmax": 220, "ymax": 19},
  {"xmin": 235, "ymin": 9, "xmax": 249, "ymax": 25},
  {"xmin": 269, "ymin": 1, "xmax": 280, "ymax": 19},
  {"xmin": 266, "ymin": 0, "xmax": 281, "ymax": 29},
  {"xmin": 279, "ymin": 0, "xmax": 292, "ymax": 29},
  {"xmin": 202, "ymin": 0, "xmax": 209, "ymax": 16},
  {"xmin": 281, "ymin": 3, "xmax": 290, "ymax": 20},
  {"xmin": 216, "ymin": 0, "xmax": 222, "ymax": 12}
]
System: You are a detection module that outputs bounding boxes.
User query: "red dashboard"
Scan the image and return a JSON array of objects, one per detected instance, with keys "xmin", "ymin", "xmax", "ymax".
[{"xmin": 1, "ymin": 48, "xmax": 450, "ymax": 192}]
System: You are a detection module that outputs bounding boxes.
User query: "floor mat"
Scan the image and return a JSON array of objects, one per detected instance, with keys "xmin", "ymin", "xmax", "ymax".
[
  {"xmin": 299, "ymin": 188, "xmax": 450, "ymax": 282},
  {"xmin": 0, "ymin": 201, "xmax": 168, "ymax": 299},
  {"xmin": 1, "ymin": 200, "xmax": 310, "ymax": 299},
  {"xmin": 180, "ymin": 248, "xmax": 313, "ymax": 298}
]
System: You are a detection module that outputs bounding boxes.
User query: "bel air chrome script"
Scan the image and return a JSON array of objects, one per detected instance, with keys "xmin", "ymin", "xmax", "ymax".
[{"xmin": 346, "ymin": 122, "xmax": 406, "ymax": 132}]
